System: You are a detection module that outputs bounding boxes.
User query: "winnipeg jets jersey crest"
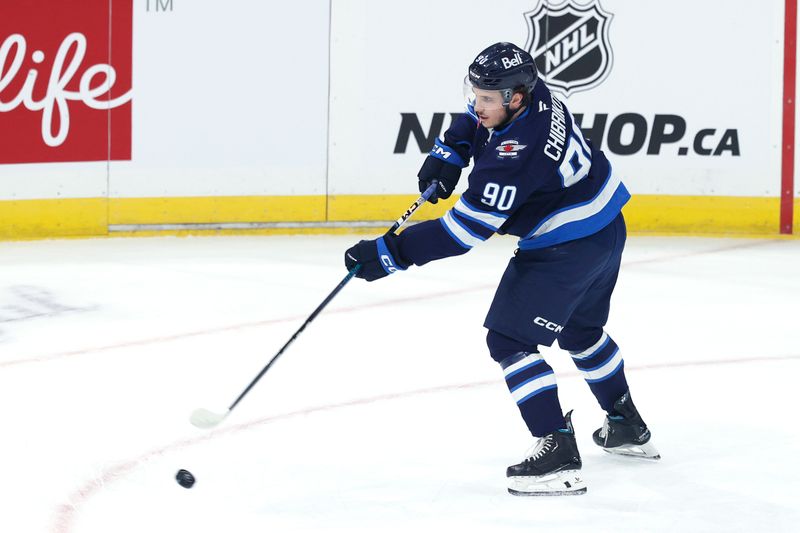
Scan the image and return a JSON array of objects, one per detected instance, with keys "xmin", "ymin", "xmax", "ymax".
[{"xmin": 496, "ymin": 140, "xmax": 527, "ymax": 159}]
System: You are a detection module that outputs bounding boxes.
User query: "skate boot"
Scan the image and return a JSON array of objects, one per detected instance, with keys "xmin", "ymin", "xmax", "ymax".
[
  {"xmin": 506, "ymin": 410, "xmax": 587, "ymax": 496},
  {"xmin": 593, "ymin": 391, "xmax": 660, "ymax": 460}
]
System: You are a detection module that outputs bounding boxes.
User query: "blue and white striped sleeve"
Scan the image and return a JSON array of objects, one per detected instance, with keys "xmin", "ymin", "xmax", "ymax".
[
  {"xmin": 451, "ymin": 197, "xmax": 508, "ymax": 233},
  {"xmin": 439, "ymin": 197, "xmax": 507, "ymax": 249},
  {"xmin": 396, "ymin": 197, "xmax": 507, "ymax": 267}
]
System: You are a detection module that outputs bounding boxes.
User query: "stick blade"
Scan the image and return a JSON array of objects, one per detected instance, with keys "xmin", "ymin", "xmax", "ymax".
[{"xmin": 190, "ymin": 408, "xmax": 229, "ymax": 429}]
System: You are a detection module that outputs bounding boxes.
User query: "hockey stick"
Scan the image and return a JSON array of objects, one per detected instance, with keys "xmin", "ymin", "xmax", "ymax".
[{"xmin": 190, "ymin": 181, "xmax": 439, "ymax": 429}]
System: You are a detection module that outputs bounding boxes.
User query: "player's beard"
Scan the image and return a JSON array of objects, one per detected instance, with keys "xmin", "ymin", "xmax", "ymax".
[{"xmin": 495, "ymin": 104, "xmax": 525, "ymax": 130}]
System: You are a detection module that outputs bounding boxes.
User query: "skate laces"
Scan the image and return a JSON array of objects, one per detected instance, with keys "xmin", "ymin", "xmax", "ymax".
[
  {"xmin": 599, "ymin": 417, "xmax": 611, "ymax": 439},
  {"xmin": 524, "ymin": 434, "xmax": 555, "ymax": 463}
]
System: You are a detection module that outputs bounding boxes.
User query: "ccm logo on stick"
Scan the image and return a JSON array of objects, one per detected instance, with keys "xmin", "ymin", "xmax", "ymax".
[{"xmin": 534, "ymin": 316, "xmax": 563, "ymax": 333}]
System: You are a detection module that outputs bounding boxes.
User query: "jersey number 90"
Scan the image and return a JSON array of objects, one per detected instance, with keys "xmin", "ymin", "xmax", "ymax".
[{"xmin": 481, "ymin": 183, "xmax": 516, "ymax": 211}]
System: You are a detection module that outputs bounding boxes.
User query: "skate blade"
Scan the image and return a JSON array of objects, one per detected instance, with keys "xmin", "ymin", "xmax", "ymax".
[
  {"xmin": 507, "ymin": 469, "xmax": 587, "ymax": 496},
  {"xmin": 602, "ymin": 441, "xmax": 661, "ymax": 460}
]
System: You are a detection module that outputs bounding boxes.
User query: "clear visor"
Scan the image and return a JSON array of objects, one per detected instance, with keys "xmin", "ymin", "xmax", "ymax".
[{"xmin": 462, "ymin": 76, "xmax": 509, "ymax": 112}]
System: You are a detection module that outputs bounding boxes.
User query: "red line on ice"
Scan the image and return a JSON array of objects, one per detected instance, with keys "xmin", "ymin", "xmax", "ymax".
[
  {"xmin": 1, "ymin": 239, "xmax": 771, "ymax": 369},
  {"xmin": 51, "ymin": 353, "xmax": 799, "ymax": 533}
]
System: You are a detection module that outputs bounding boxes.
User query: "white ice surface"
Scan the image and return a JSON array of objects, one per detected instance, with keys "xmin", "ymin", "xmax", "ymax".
[{"xmin": 0, "ymin": 233, "xmax": 798, "ymax": 533}]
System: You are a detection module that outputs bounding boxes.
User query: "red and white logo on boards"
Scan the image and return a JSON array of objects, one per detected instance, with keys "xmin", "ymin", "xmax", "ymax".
[{"xmin": 0, "ymin": 0, "xmax": 132, "ymax": 164}]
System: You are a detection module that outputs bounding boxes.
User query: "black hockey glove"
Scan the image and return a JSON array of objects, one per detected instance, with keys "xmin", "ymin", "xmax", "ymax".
[
  {"xmin": 344, "ymin": 233, "xmax": 410, "ymax": 282},
  {"xmin": 417, "ymin": 138, "xmax": 468, "ymax": 204}
]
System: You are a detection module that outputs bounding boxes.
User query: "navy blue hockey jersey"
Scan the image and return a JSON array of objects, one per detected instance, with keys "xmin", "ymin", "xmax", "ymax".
[{"xmin": 397, "ymin": 81, "xmax": 630, "ymax": 265}]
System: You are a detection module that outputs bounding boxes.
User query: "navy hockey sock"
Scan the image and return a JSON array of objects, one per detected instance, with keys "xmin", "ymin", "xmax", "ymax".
[
  {"xmin": 487, "ymin": 330, "xmax": 565, "ymax": 437},
  {"xmin": 568, "ymin": 331, "xmax": 629, "ymax": 414},
  {"xmin": 500, "ymin": 352, "xmax": 566, "ymax": 436}
]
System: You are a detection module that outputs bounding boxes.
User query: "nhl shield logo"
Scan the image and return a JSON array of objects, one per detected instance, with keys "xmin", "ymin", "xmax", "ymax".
[{"xmin": 523, "ymin": 0, "xmax": 613, "ymax": 97}]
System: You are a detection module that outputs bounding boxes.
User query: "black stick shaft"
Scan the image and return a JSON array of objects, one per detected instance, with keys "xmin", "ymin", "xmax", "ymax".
[
  {"xmin": 225, "ymin": 181, "xmax": 438, "ymax": 413},
  {"xmin": 227, "ymin": 266, "xmax": 359, "ymax": 411}
]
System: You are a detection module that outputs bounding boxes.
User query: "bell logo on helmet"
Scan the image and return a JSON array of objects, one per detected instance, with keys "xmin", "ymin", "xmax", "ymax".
[
  {"xmin": 523, "ymin": 0, "xmax": 614, "ymax": 97},
  {"xmin": 468, "ymin": 43, "xmax": 538, "ymax": 95},
  {"xmin": 501, "ymin": 52, "xmax": 525, "ymax": 70}
]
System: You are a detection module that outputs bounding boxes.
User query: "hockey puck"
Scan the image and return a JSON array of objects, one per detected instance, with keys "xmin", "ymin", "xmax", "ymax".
[{"xmin": 175, "ymin": 469, "xmax": 196, "ymax": 489}]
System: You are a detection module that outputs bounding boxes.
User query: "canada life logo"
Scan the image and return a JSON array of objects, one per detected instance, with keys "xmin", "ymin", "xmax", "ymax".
[
  {"xmin": 0, "ymin": 1, "xmax": 133, "ymax": 164},
  {"xmin": 524, "ymin": 0, "xmax": 613, "ymax": 97}
]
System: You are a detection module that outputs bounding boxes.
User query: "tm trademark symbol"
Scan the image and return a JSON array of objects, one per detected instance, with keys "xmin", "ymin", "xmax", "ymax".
[{"xmin": 146, "ymin": 0, "xmax": 173, "ymax": 12}]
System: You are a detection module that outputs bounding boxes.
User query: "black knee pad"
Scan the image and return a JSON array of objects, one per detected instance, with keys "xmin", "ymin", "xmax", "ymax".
[{"xmin": 486, "ymin": 329, "xmax": 539, "ymax": 364}]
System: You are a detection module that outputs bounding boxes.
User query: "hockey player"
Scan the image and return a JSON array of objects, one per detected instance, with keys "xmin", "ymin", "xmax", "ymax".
[{"xmin": 344, "ymin": 42, "xmax": 659, "ymax": 496}]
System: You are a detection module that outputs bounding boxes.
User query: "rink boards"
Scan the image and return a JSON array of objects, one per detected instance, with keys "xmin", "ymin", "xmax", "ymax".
[{"xmin": 0, "ymin": 0, "xmax": 797, "ymax": 238}]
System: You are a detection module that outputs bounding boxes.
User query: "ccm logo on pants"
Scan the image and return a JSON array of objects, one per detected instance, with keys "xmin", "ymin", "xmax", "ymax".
[{"xmin": 534, "ymin": 316, "xmax": 564, "ymax": 333}]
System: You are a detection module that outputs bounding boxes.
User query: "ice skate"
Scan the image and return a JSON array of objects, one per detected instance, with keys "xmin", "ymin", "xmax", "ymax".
[
  {"xmin": 593, "ymin": 392, "xmax": 660, "ymax": 460},
  {"xmin": 506, "ymin": 411, "xmax": 587, "ymax": 496}
]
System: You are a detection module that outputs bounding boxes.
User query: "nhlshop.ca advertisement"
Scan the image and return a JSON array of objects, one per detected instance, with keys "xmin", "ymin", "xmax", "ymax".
[{"xmin": 329, "ymin": 0, "xmax": 783, "ymax": 197}]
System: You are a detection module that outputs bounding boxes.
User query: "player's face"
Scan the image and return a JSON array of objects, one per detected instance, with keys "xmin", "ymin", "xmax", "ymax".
[{"xmin": 472, "ymin": 88, "xmax": 507, "ymax": 127}]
